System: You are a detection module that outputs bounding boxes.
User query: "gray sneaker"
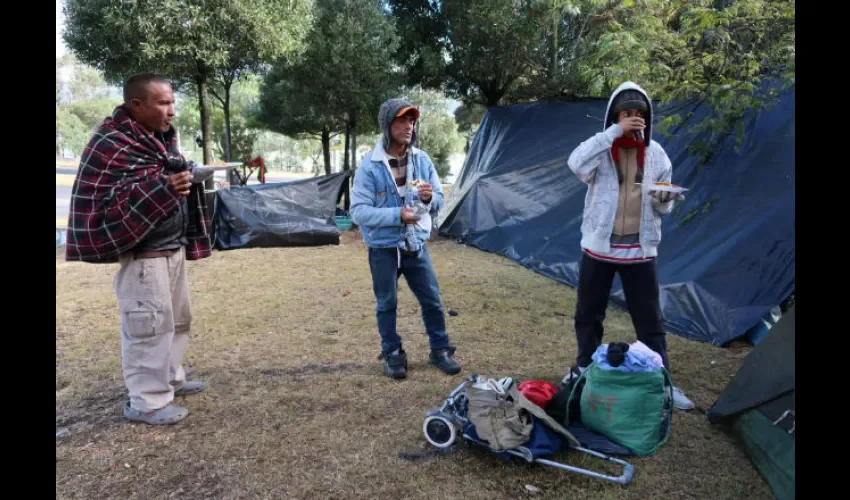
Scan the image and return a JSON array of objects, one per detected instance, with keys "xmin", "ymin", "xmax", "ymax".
[
  {"xmin": 123, "ymin": 402, "xmax": 189, "ymax": 425},
  {"xmin": 174, "ymin": 381, "xmax": 205, "ymax": 396},
  {"xmin": 672, "ymin": 386, "xmax": 695, "ymax": 410}
]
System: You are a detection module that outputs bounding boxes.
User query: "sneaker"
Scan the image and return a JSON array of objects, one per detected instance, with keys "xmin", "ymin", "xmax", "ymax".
[
  {"xmin": 428, "ymin": 346, "xmax": 461, "ymax": 375},
  {"xmin": 123, "ymin": 402, "xmax": 189, "ymax": 425},
  {"xmin": 672, "ymin": 386, "xmax": 695, "ymax": 410},
  {"xmin": 380, "ymin": 347, "xmax": 408, "ymax": 379},
  {"xmin": 174, "ymin": 381, "xmax": 205, "ymax": 396}
]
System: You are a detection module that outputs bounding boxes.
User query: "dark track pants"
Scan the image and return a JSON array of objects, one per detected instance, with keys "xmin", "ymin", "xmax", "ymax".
[{"xmin": 574, "ymin": 252, "xmax": 669, "ymax": 370}]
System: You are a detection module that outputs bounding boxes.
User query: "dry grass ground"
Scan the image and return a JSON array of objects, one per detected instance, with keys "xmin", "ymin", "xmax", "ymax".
[{"xmin": 56, "ymin": 231, "xmax": 769, "ymax": 500}]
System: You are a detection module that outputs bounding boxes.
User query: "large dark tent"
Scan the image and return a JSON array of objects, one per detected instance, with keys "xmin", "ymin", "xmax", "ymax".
[
  {"xmin": 213, "ymin": 171, "xmax": 350, "ymax": 250},
  {"xmin": 438, "ymin": 85, "xmax": 794, "ymax": 345}
]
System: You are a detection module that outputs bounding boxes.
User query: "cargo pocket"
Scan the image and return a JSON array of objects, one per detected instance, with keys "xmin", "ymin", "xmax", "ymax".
[
  {"xmin": 119, "ymin": 298, "xmax": 163, "ymax": 339},
  {"xmin": 491, "ymin": 406, "xmax": 532, "ymax": 450}
]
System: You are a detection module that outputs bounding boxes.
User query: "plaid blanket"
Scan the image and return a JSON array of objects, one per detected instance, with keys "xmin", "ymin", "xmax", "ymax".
[{"xmin": 65, "ymin": 105, "xmax": 212, "ymax": 263}]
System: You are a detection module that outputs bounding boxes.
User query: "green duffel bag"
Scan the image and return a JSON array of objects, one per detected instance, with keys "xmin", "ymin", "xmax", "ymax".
[{"xmin": 566, "ymin": 362, "xmax": 673, "ymax": 456}]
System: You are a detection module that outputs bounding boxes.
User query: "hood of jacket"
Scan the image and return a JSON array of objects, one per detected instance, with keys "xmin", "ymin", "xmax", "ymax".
[
  {"xmin": 604, "ymin": 81, "xmax": 653, "ymax": 146},
  {"xmin": 378, "ymin": 97, "xmax": 418, "ymax": 151}
]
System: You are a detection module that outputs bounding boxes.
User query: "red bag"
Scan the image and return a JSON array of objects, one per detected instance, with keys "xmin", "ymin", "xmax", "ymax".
[{"xmin": 518, "ymin": 380, "xmax": 559, "ymax": 408}]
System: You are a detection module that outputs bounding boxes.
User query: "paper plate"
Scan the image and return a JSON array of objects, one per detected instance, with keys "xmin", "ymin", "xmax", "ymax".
[{"xmin": 636, "ymin": 183, "xmax": 689, "ymax": 193}]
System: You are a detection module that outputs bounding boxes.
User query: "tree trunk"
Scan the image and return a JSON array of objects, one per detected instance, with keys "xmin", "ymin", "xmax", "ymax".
[
  {"xmin": 223, "ymin": 82, "xmax": 233, "ymax": 162},
  {"xmin": 343, "ymin": 122, "xmax": 350, "ymax": 172},
  {"xmin": 195, "ymin": 72, "xmax": 215, "ymax": 244},
  {"xmin": 222, "ymin": 84, "xmax": 242, "ymax": 186},
  {"xmin": 350, "ymin": 117, "xmax": 358, "ymax": 213},
  {"xmin": 197, "ymin": 76, "xmax": 214, "ymax": 191},
  {"xmin": 343, "ymin": 121, "xmax": 351, "ymax": 211},
  {"xmin": 321, "ymin": 127, "xmax": 331, "ymax": 176},
  {"xmin": 350, "ymin": 123, "xmax": 357, "ymax": 173}
]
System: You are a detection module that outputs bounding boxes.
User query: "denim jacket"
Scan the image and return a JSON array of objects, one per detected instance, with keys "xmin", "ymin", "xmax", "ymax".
[{"xmin": 350, "ymin": 141, "xmax": 443, "ymax": 251}]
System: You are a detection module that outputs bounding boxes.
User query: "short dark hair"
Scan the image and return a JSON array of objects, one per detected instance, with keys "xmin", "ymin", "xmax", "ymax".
[{"xmin": 123, "ymin": 73, "xmax": 171, "ymax": 104}]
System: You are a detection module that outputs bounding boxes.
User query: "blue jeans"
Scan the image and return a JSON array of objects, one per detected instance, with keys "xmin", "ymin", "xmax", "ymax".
[{"xmin": 368, "ymin": 246, "xmax": 450, "ymax": 356}]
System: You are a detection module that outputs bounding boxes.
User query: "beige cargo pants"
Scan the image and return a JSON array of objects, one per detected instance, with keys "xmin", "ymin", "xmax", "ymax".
[{"xmin": 113, "ymin": 247, "xmax": 192, "ymax": 412}]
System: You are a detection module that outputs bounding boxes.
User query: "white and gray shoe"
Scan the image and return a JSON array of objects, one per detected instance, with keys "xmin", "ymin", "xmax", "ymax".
[
  {"xmin": 562, "ymin": 365, "xmax": 588, "ymax": 385},
  {"xmin": 672, "ymin": 386, "xmax": 695, "ymax": 410}
]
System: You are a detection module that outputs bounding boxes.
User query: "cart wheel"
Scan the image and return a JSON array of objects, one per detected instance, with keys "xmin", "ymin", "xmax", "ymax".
[{"xmin": 423, "ymin": 414, "xmax": 456, "ymax": 448}]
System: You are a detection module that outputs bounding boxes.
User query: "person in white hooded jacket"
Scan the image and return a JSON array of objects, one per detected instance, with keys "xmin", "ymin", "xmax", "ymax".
[{"xmin": 565, "ymin": 81, "xmax": 694, "ymax": 410}]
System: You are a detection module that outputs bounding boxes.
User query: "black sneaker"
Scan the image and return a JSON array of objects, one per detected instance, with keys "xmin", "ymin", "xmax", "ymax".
[
  {"xmin": 428, "ymin": 346, "xmax": 461, "ymax": 375},
  {"xmin": 379, "ymin": 347, "xmax": 408, "ymax": 379}
]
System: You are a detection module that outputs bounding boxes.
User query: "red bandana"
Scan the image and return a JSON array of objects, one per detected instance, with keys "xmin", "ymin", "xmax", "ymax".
[{"xmin": 611, "ymin": 136, "xmax": 645, "ymax": 169}]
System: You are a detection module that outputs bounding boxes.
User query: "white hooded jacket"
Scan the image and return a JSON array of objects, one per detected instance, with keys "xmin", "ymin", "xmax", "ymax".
[{"xmin": 567, "ymin": 81, "xmax": 677, "ymax": 259}]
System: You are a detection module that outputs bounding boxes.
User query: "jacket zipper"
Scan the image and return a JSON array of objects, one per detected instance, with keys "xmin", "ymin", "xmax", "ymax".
[
  {"xmin": 611, "ymin": 148, "xmax": 627, "ymax": 235},
  {"xmin": 620, "ymin": 156, "xmax": 628, "ymax": 235},
  {"xmin": 608, "ymin": 149, "xmax": 617, "ymax": 238},
  {"xmin": 638, "ymin": 149, "xmax": 647, "ymax": 250}
]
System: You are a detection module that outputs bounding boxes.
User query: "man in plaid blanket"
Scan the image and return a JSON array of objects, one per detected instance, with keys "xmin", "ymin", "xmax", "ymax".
[{"xmin": 66, "ymin": 73, "xmax": 215, "ymax": 425}]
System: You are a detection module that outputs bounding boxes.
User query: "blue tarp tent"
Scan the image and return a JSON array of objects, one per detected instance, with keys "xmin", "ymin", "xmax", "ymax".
[{"xmin": 438, "ymin": 86, "xmax": 794, "ymax": 345}]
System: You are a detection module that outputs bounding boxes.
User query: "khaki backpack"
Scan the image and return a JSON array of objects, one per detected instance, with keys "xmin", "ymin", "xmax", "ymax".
[{"xmin": 465, "ymin": 376, "xmax": 580, "ymax": 450}]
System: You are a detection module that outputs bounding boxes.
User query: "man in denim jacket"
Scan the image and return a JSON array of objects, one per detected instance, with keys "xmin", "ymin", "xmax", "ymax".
[{"xmin": 350, "ymin": 98, "xmax": 461, "ymax": 379}]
